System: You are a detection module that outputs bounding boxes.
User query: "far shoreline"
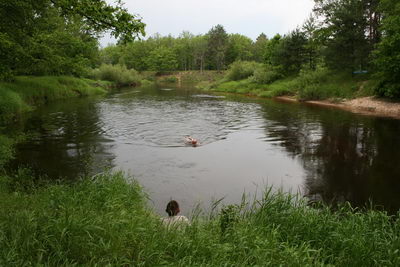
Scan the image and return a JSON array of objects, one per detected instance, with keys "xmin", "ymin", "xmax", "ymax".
[{"xmin": 275, "ymin": 96, "xmax": 400, "ymax": 119}]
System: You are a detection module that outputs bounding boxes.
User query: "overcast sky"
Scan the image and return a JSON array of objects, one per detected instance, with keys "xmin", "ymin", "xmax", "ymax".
[{"xmin": 101, "ymin": 0, "xmax": 315, "ymax": 46}]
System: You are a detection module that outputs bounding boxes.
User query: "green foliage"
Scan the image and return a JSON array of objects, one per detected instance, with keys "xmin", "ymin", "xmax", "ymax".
[
  {"xmin": 51, "ymin": 0, "xmax": 145, "ymax": 42},
  {"xmin": 314, "ymin": 0, "xmax": 379, "ymax": 72},
  {"xmin": 225, "ymin": 61, "xmax": 263, "ymax": 81},
  {"xmin": 0, "ymin": 172, "xmax": 399, "ymax": 265},
  {"xmin": 225, "ymin": 34, "xmax": 254, "ymax": 65},
  {"xmin": 274, "ymin": 29, "xmax": 308, "ymax": 75},
  {"xmin": 0, "ymin": 89, "xmax": 29, "ymax": 123},
  {"xmin": 146, "ymin": 46, "xmax": 178, "ymax": 72},
  {"xmin": 0, "ymin": 76, "xmax": 107, "ymax": 123},
  {"xmin": 0, "ymin": 135, "xmax": 14, "ymax": 169},
  {"xmin": 120, "ymin": 41, "xmax": 150, "ymax": 71},
  {"xmin": 373, "ymin": 0, "xmax": 400, "ymax": 98},
  {"xmin": 219, "ymin": 205, "xmax": 240, "ymax": 236},
  {"xmin": 160, "ymin": 76, "xmax": 178, "ymax": 83},
  {"xmin": 206, "ymin": 25, "xmax": 229, "ymax": 70},
  {"xmin": 258, "ymin": 78, "xmax": 297, "ymax": 97},
  {"xmin": 0, "ymin": 0, "xmax": 145, "ymax": 79},
  {"xmin": 295, "ymin": 68, "xmax": 367, "ymax": 100},
  {"xmin": 214, "ymin": 79, "xmax": 266, "ymax": 94},
  {"xmin": 0, "ymin": 172, "xmax": 151, "ymax": 265},
  {"xmin": 252, "ymin": 33, "xmax": 269, "ymax": 62},
  {"xmin": 249, "ymin": 65, "xmax": 283, "ymax": 84},
  {"xmin": 264, "ymin": 34, "xmax": 282, "ymax": 66},
  {"xmin": 91, "ymin": 64, "xmax": 140, "ymax": 85}
]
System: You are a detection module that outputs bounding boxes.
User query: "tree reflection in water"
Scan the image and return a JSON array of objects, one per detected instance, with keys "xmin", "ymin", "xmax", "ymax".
[
  {"xmin": 10, "ymin": 98, "xmax": 115, "ymax": 180},
  {"xmin": 261, "ymin": 102, "xmax": 400, "ymax": 214}
]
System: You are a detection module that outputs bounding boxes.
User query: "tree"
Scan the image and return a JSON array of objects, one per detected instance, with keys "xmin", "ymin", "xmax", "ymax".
[
  {"xmin": 192, "ymin": 35, "xmax": 208, "ymax": 72},
  {"xmin": 374, "ymin": 0, "xmax": 400, "ymax": 97},
  {"xmin": 146, "ymin": 46, "xmax": 178, "ymax": 72},
  {"xmin": 50, "ymin": 0, "xmax": 145, "ymax": 42},
  {"xmin": 206, "ymin": 25, "xmax": 228, "ymax": 70},
  {"xmin": 253, "ymin": 33, "xmax": 269, "ymax": 62},
  {"xmin": 274, "ymin": 30, "xmax": 308, "ymax": 75},
  {"xmin": 302, "ymin": 15, "xmax": 321, "ymax": 70},
  {"xmin": 225, "ymin": 34, "xmax": 254, "ymax": 65},
  {"xmin": 119, "ymin": 41, "xmax": 150, "ymax": 71},
  {"xmin": 0, "ymin": 0, "xmax": 145, "ymax": 79},
  {"xmin": 264, "ymin": 34, "xmax": 282, "ymax": 66},
  {"xmin": 313, "ymin": 0, "xmax": 380, "ymax": 72},
  {"xmin": 175, "ymin": 31, "xmax": 195, "ymax": 71}
]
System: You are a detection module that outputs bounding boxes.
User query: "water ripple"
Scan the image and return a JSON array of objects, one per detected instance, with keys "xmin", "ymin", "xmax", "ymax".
[{"xmin": 99, "ymin": 97, "xmax": 262, "ymax": 147}]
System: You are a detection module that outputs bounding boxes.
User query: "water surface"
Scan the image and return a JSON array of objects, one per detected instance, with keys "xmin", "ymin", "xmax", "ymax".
[{"xmin": 9, "ymin": 85, "xmax": 400, "ymax": 214}]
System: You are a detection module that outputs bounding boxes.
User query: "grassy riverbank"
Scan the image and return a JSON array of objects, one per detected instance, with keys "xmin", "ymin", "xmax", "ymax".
[
  {"xmin": 157, "ymin": 70, "xmax": 225, "ymax": 84},
  {"xmin": 0, "ymin": 76, "xmax": 112, "ymax": 124},
  {"xmin": 0, "ymin": 171, "xmax": 399, "ymax": 266},
  {"xmin": 199, "ymin": 68, "xmax": 378, "ymax": 101}
]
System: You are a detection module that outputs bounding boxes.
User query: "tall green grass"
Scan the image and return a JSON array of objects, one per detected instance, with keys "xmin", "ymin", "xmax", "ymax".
[
  {"xmin": 0, "ymin": 76, "xmax": 109, "ymax": 123},
  {"xmin": 0, "ymin": 171, "xmax": 399, "ymax": 266},
  {"xmin": 0, "ymin": 135, "xmax": 15, "ymax": 169}
]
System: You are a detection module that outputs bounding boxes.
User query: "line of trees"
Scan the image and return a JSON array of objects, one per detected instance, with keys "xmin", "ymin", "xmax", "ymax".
[
  {"xmin": 0, "ymin": 0, "xmax": 399, "ymax": 97},
  {"xmin": 100, "ymin": 0, "xmax": 399, "ymax": 97},
  {"xmin": 100, "ymin": 25, "xmax": 261, "ymax": 72}
]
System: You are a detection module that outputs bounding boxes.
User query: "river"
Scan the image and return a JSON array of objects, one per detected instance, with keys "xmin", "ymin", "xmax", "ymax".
[{"xmin": 8, "ymin": 84, "xmax": 400, "ymax": 215}]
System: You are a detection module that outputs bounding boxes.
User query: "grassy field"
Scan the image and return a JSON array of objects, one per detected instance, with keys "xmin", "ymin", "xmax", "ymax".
[
  {"xmin": 0, "ymin": 171, "xmax": 399, "ymax": 266},
  {"xmin": 0, "ymin": 76, "xmax": 112, "ymax": 124}
]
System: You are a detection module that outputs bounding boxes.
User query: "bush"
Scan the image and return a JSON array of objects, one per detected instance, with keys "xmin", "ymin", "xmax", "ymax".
[
  {"xmin": 225, "ymin": 61, "xmax": 263, "ymax": 81},
  {"xmin": 0, "ymin": 89, "xmax": 28, "ymax": 123},
  {"xmin": 0, "ymin": 135, "xmax": 14, "ymax": 168},
  {"xmin": 249, "ymin": 66, "xmax": 283, "ymax": 84},
  {"xmin": 296, "ymin": 67, "xmax": 330, "ymax": 100},
  {"xmin": 374, "ymin": 81, "xmax": 400, "ymax": 99},
  {"xmin": 295, "ymin": 68, "xmax": 364, "ymax": 100},
  {"xmin": 161, "ymin": 76, "xmax": 178, "ymax": 83},
  {"xmin": 91, "ymin": 64, "xmax": 140, "ymax": 85}
]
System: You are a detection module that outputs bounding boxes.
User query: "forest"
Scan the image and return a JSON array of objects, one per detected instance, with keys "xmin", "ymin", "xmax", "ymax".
[{"xmin": 1, "ymin": 0, "xmax": 400, "ymax": 98}]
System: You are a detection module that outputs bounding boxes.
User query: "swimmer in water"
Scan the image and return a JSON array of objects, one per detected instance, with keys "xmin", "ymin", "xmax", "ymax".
[{"xmin": 184, "ymin": 136, "xmax": 198, "ymax": 146}]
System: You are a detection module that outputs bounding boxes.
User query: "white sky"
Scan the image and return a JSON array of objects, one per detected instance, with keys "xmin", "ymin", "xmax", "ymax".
[{"xmin": 101, "ymin": 0, "xmax": 315, "ymax": 46}]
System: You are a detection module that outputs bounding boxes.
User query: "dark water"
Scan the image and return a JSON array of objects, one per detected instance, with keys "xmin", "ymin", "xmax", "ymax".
[{"xmin": 7, "ymin": 85, "xmax": 400, "ymax": 214}]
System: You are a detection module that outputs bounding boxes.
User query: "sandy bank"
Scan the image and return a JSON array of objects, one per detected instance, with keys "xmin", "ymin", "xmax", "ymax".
[{"xmin": 276, "ymin": 96, "xmax": 400, "ymax": 119}]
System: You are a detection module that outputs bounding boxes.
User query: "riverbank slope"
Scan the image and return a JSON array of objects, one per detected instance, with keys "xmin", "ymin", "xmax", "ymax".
[
  {"xmin": 0, "ymin": 76, "xmax": 112, "ymax": 124},
  {"xmin": 277, "ymin": 96, "xmax": 400, "ymax": 119},
  {"xmin": 188, "ymin": 68, "xmax": 400, "ymax": 119},
  {"xmin": 0, "ymin": 171, "xmax": 399, "ymax": 265}
]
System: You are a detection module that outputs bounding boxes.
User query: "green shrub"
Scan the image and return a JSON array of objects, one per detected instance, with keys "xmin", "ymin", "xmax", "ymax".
[
  {"xmin": 296, "ymin": 67, "xmax": 333, "ymax": 100},
  {"xmin": 225, "ymin": 61, "xmax": 263, "ymax": 81},
  {"xmin": 296, "ymin": 68, "xmax": 365, "ymax": 100},
  {"xmin": 161, "ymin": 76, "xmax": 178, "ymax": 83},
  {"xmin": 0, "ymin": 135, "xmax": 14, "ymax": 168},
  {"xmin": 0, "ymin": 89, "xmax": 29, "ymax": 123},
  {"xmin": 374, "ymin": 81, "xmax": 400, "ymax": 99},
  {"xmin": 258, "ymin": 78, "xmax": 297, "ymax": 97},
  {"xmin": 139, "ymin": 79, "xmax": 155, "ymax": 87},
  {"xmin": 91, "ymin": 64, "xmax": 140, "ymax": 85},
  {"xmin": 249, "ymin": 66, "xmax": 283, "ymax": 84}
]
